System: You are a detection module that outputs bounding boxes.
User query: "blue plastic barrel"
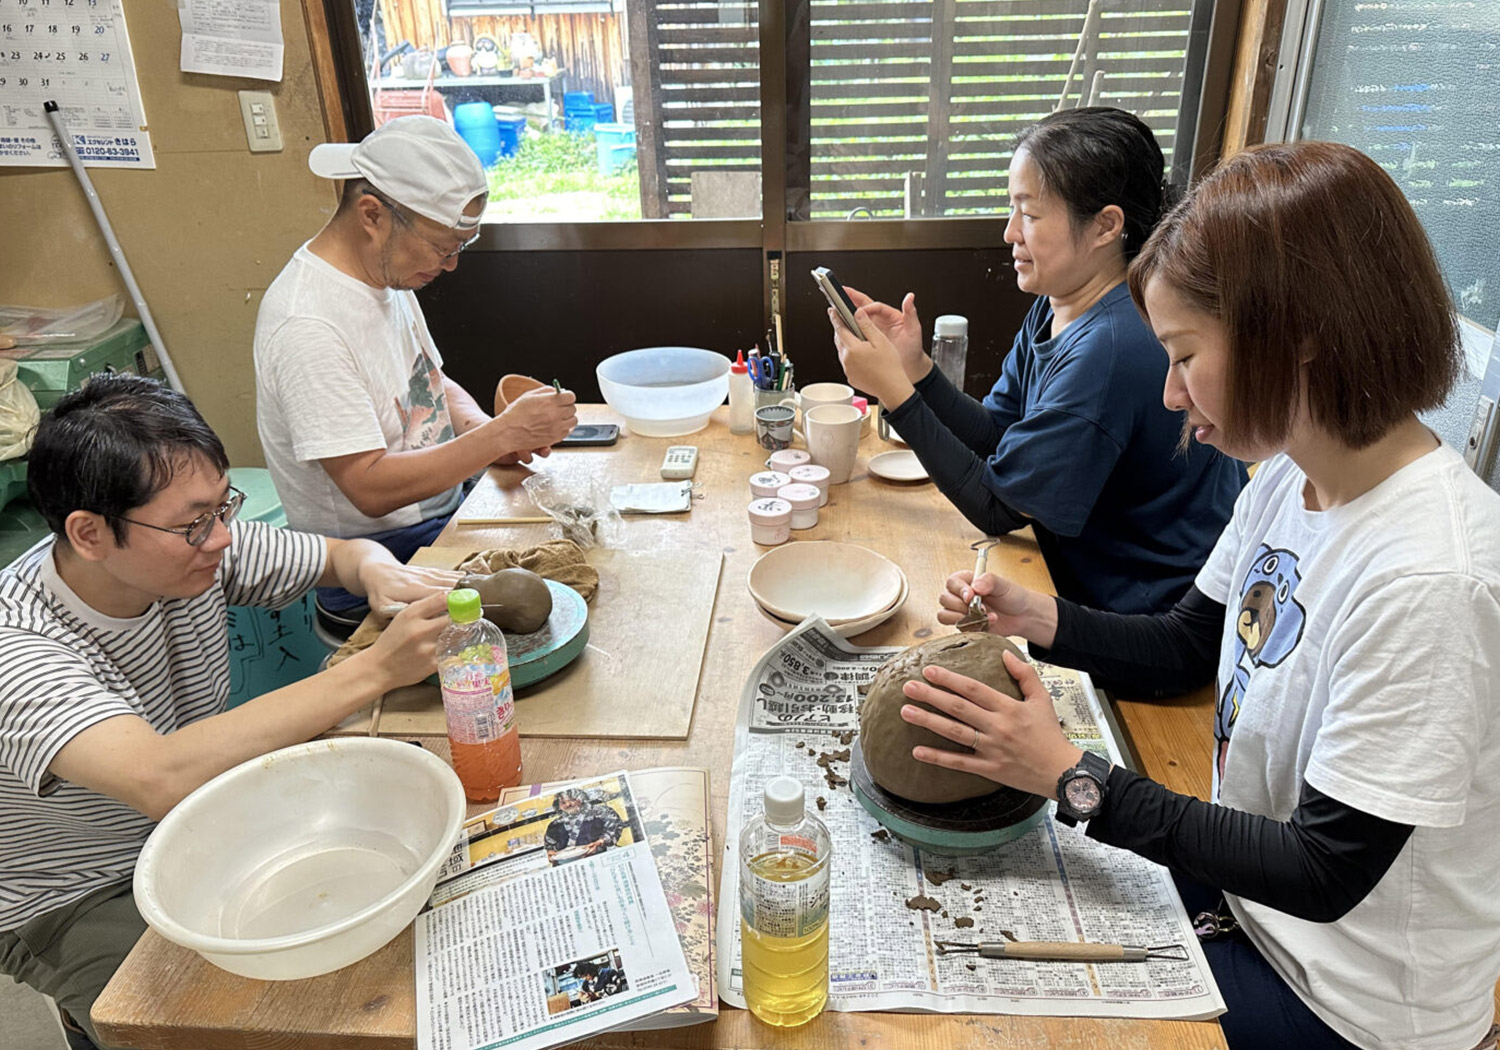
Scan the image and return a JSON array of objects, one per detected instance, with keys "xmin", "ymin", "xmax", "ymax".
[
  {"xmin": 495, "ymin": 115, "xmax": 527, "ymax": 158},
  {"xmin": 594, "ymin": 122, "xmax": 637, "ymax": 175},
  {"xmin": 453, "ymin": 101, "xmax": 502, "ymax": 167},
  {"xmin": 563, "ymin": 90, "xmax": 595, "ymax": 113}
]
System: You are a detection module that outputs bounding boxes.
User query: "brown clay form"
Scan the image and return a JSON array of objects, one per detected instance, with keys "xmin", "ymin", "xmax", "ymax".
[
  {"xmin": 860, "ymin": 633, "xmax": 1028, "ymax": 804},
  {"xmin": 457, "ymin": 567, "xmax": 553, "ymax": 633},
  {"xmin": 493, "ymin": 374, "xmax": 547, "ymax": 416}
]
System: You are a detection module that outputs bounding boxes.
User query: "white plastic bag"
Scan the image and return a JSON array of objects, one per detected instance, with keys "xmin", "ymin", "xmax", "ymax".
[
  {"xmin": 0, "ymin": 361, "xmax": 40, "ymax": 461},
  {"xmin": 0, "ymin": 294, "xmax": 123, "ymax": 346}
]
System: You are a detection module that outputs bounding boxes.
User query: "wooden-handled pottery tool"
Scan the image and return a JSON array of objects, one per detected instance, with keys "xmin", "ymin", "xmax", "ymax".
[{"xmin": 956, "ymin": 538, "xmax": 999, "ymax": 633}]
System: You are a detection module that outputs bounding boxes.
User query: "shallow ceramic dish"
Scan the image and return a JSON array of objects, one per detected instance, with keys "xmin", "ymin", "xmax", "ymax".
[
  {"xmin": 756, "ymin": 569, "xmax": 908, "ymax": 637},
  {"xmin": 748, "ymin": 541, "xmax": 904, "ymax": 624},
  {"xmin": 868, "ymin": 449, "xmax": 929, "ymax": 482}
]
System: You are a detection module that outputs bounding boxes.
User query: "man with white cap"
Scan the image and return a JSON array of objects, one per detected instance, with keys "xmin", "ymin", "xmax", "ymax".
[{"xmin": 254, "ymin": 116, "xmax": 576, "ymax": 636}]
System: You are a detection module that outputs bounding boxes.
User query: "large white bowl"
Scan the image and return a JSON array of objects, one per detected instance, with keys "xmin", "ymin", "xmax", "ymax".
[
  {"xmin": 748, "ymin": 541, "xmax": 905, "ymax": 624},
  {"xmin": 756, "ymin": 568, "xmax": 909, "ymax": 637},
  {"xmin": 133, "ymin": 738, "xmax": 465, "ymax": 980},
  {"xmin": 596, "ymin": 347, "xmax": 730, "ymax": 437}
]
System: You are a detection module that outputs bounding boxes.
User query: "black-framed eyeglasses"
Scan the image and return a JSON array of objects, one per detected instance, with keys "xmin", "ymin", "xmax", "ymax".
[
  {"xmin": 365, "ymin": 189, "xmax": 480, "ymax": 263},
  {"xmin": 119, "ymin": 487, "xmax": 246, "ymax": 547}
]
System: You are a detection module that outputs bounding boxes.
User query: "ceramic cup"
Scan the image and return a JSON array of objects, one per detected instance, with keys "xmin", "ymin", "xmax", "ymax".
[
  {"xmin": 797, "ymin": 382, "xmax": 855, "ymax": 422},
  {"xmin": 755, "ymin": 405, "xmax": 796, "ymax": 451},
  {"xmin": 754, "ymin": 386, "xmax": 796, "ymax": 414},
  {"xmin": 802, "ymin": 402, "xmax": 864, "ymax": 484}
]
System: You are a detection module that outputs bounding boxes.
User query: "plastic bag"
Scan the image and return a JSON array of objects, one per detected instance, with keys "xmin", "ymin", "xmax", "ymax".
[
  {"xmin": 0, "ymin": 361, "xmax": 41, "ymax": 461},
  {"xmin": 522, "ymin": 466, "xmax": 623, "ymax": 549},
  {"xmin": 0, "ymin": 294, "xmax": 124, "ymax": 346}
]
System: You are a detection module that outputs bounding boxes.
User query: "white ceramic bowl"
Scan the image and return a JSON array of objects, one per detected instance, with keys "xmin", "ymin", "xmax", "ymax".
[
  {"xmin": 756, "ymin": 568, "xmax": 908, "ymax": 637},
  {"xmin": 748, "ymin": 541, "xmax": 905, "ymax": 624},
  {"xmin": 134, "ymin": 738, "xmax": 465, "ymax": 980},
  {"xmin": 596, "ymin": 347, "xmax": 730, "ymax": 437}
]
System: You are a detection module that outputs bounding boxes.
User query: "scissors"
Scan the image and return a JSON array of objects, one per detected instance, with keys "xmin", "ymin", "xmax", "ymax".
[{"xmin": 751, "ymin": 355, "xmax": 777, "ymax": 389}]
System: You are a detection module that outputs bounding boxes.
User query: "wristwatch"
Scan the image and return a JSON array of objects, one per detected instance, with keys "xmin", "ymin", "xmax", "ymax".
[{"xmin": 1054, "ymin": 751, "xmax": 1113, "ymax": 826}]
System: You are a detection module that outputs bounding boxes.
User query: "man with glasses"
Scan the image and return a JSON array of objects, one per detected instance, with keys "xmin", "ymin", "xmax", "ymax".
[
  {"xmin": 254, "ymin": 115, "xmax": 577, "ymax": 639},
  {"xmin": 0, "ymin": 374, "xmax": 458, "ymax": 1049}
]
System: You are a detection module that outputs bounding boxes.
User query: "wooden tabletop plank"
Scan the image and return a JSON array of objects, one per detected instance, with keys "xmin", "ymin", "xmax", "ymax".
[{"xmin": 92, "ymin": 406, "xmax": 1225, "ymax": 1050}]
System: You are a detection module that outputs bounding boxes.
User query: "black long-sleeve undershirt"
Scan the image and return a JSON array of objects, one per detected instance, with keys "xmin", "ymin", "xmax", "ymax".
[
  {"xmin": 1038, "ymin": 586, "xmax": 1414, "ymax": 922},
  {"xmin": 881, "ymin": 368, "xmax": 1030, "ymax": 535}
]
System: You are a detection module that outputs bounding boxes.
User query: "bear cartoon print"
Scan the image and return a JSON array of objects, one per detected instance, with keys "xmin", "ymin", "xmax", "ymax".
[{"xmin": 1216, "ymin": 545, "xmax": 1306, "ymax": 788}]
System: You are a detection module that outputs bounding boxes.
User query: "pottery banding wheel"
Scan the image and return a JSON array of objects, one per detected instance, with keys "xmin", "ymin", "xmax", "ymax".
[{"xmin": 505, "ymin": 580, "xmax": 589, "ymax": 689}]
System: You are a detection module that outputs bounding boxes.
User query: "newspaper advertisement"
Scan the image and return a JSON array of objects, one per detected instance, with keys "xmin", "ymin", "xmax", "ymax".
[
  {"xmin": 715, "ymin": 618, "xmax": 1225, "ymax": 1022},
  {"xmin": 416, "ymin": 772, "xmax": 696, "ymax": 1050}
]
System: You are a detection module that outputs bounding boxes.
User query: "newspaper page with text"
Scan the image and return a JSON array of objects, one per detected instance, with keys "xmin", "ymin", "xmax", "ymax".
[{"xmin": 715, "ymin": 618, "xmax": 1225, "ymax": 1022}]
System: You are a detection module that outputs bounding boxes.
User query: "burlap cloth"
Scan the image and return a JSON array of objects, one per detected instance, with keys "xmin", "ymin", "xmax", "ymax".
[{"xmin": 327, "ymin": 539, "xmax": 599, "ymax": 668}]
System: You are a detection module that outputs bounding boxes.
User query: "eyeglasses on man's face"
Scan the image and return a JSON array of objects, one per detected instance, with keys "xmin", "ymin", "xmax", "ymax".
[
  {"xmin": 365, "ymin": 190, "xmax": 480, "ymax": 263},
  {"xmin": 119, "ymin": 487, "xmax": 246, "ymax": 547}
]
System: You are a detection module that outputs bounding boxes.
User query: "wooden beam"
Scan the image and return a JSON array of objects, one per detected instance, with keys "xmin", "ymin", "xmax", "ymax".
[
  {"xmin": 627, "ymin": 0, "xmax": 668, "ymax": 218},
  {"xmin": 300, "ymin": 0, "xmax": 349, "ymax": 145},
  {"xmin": 1221, "ymin": 0, "xmax": 1288, "ymax": 157},
  {"xmin": 921, "ymin": 0, "xmax": 957, "ymax": 216}
]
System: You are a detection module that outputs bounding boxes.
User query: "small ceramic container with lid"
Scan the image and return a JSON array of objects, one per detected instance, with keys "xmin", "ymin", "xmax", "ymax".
[
  {"xmin": 788, "ymin": 463, "xmax": 830, "ymax": 507},
  {"xmin": 748, "ymin": 498, "xmax": 793, "ymax": 546},
  {"xmin": 766, "ymin": 448, "xmax": 811, "ymax": 473},
  {"xmin": 776, "ymin": 483, "xmax": 822, "ymax": 530},
  {"xmin": 749, "ymin": 470, "xmax": 792, "ymax": 499}
]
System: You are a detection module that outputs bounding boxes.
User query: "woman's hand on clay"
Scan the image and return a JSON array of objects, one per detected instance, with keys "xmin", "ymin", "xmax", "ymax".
[
  {"xmin": 937, "ymin": 570, "xmax": 1057, "ymax": 647},
  {"xmin": 899, "ymin": 650, "xmax": 1080, "ymax": 799},
  {"xmin": 843, "ymin": 287, "xmax": 933, "ymax": 385}
]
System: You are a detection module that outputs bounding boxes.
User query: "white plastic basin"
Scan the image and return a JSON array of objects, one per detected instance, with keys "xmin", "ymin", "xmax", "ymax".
[
  {"xmin": 596, "ymin": 347, "xmax": 730, "ymax": 437},
  {"xmin": 133, "ymin": 738, "xmax": 465, "ymax": 980}
]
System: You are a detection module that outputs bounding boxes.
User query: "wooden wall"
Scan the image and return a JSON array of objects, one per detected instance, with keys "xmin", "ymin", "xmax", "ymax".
[
  {"xmin": 375, "ymin": 0, "xmax": 625, "ymax": 108},
  {"xmin": 0, "ymin": 0, "xmax": 338, "ymax": 468}
]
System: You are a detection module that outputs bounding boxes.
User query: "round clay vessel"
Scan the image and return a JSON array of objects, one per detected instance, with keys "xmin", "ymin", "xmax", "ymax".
[
  {"xmin": 493, "ymin": 374, "xmax": 547, "ymax": 415},
  {"xmin": 456, "ymin": 567, "xmax": 553, "ymax": 633},
  {"xmin": 860, "ymin": 633, "xmax": 1028, "ymax": 804}
]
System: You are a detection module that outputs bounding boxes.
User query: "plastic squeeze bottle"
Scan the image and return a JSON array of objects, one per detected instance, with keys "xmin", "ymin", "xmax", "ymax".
[
  {"xmin": 729, "ymin": 349, "xmax": 754, "ymax": 435},
  {"xmin": 437, "ymin": 588, "xmax": 521, "ymax": 801},
  {"xmin": 739, "ymin": 775, "xmax": 831, "ymax": 1026}
]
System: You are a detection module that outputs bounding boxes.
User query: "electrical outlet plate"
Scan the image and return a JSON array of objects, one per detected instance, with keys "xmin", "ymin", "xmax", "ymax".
[{"xmin": 237, "ymin": 90, "xmax": 283, "ymax": 153}]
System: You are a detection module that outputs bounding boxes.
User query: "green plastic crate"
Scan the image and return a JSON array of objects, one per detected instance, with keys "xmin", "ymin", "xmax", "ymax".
[
  {"xmin": 1, "ymin": 319, "xmax": 163, "ymax": 409},
  {"xmin": 0, "ymin": 458, "xmax": 26, "ymax": 514}
]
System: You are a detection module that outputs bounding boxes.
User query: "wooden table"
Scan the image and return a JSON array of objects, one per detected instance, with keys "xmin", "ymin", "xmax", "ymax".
[{"xmin": 93, "ymin": 406, "xmax": 1226, "ymax": 1050}]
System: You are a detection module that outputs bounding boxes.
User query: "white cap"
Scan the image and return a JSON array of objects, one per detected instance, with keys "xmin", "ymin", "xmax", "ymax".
[
  {"xmin": 309, "ymin": 116, "xmax": 488, "ymax": 231},
  {"xmin": 763, "ymin": 775, "xmax": 805, "ymax": 825},
  {"xmin": 934, "ymin": 314, "xmax": 969, "ymax": 337}
]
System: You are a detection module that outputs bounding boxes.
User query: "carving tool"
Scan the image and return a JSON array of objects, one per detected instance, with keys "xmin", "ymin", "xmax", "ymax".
[
  {"xmin": 956, "ymin": 538, "xmax": 999, "ymax": 633},
  {"xmin": 936, "ymin": 933, "xmax": 1189, "ymax": 963}
]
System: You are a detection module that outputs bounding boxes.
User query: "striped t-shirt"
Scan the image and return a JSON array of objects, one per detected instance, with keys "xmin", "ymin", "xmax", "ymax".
[{"xmin": 0, "ymin": 520, "xmax": 326, "ymax": 931}]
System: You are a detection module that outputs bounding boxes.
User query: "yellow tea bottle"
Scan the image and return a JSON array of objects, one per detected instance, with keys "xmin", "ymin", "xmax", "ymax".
[{"xmin": 739, "ymin": 775, "xmax": 831, "ymax": 1026}]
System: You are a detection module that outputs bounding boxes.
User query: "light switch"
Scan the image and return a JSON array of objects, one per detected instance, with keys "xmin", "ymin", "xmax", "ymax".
[{"xmin": 237, "ymin": 90, "xmax": 283, "ymax": 153}]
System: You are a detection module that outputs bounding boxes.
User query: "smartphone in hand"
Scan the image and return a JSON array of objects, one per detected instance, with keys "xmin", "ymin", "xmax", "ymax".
[{"xmin": 812, "ymin": 266, "xmax": 867, "ymax": 339}]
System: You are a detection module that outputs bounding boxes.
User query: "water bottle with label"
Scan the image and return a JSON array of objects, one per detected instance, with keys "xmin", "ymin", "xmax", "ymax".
[
  {"xmin": 739, "ymin": 775, "xmax": 831, "ymax": 1026},
  {"xmin": 931, "ymin": 314, "xmax": 970, "ymax": 392},
  {"xmin": 437, "ymin": 588, "xmax": 521, "ymax": 801}
]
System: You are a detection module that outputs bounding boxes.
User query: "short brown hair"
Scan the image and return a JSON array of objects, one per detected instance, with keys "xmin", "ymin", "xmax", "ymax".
[{"xmin": 1128, "ymin": 141, "xmax": 1459, "ymax": 450}]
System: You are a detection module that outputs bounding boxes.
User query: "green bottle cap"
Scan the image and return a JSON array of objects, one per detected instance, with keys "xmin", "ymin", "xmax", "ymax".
[{"xmin": 447, "ymin": 588, "xmax": 482, "ymax": 623}]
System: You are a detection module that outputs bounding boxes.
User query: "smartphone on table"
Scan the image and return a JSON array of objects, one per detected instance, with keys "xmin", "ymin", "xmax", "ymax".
[
  {"xmin": 811, "ymin": 266, "xmax": 867, "ymax": 339},
  {"xmin": 557, "ymin": 423, "xmax": 620, "ymax": 447}
]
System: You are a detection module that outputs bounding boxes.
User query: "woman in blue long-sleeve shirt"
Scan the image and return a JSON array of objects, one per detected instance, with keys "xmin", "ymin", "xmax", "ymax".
[{"xmin": 832, "ymin": 107, "xmax": 1246, "ymax": 616}]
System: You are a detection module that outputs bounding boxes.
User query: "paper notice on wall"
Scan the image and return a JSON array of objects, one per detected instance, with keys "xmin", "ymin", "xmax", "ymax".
[
  {"xmin": 0, "ymin": 0, "xmax": 153, "ymax": 168},
  {"xmin": 176, "ymin": 0, "xmax": 282, "ymax": 81}
]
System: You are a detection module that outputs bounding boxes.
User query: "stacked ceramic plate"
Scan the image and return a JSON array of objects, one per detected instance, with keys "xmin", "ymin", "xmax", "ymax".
[{"xmin": 747, "ymin": 541, "xmax": 908, "ymax": 638}]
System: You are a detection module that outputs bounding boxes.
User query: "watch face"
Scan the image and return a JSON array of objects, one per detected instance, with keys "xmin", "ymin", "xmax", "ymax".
[{"xmin": 1064, "ymin": 776, "xmax": 1102, "ymax": 815}]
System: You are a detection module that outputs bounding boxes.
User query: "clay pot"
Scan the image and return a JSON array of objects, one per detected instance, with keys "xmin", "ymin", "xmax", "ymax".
[
  {"xmin": 860, "ymin": 633, "xmax": 1030, "ymax": 804},
  {"xmin": 445, "ymin": 43, "xmax": 473, "ymax": 77},
  {"xmin": 457, "ymin": 568, "xmax": 553, "ymax": 633},
  {"xmin": 493, "ymin": 373, "xmax": 546, "ymax": 416}
]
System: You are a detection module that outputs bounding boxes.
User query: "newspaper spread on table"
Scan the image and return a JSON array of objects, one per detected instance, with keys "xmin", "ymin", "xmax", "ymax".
[
  {"xmin": 415, "ymin": 771, "xmax": 696, "ymax": 1050},
  {"xmin": 715, "ymin": 618, "xmax": 1225, "ymax": 1021}
]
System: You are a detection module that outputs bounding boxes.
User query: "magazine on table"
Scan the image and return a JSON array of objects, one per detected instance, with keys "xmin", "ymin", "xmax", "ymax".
[{"xmin": 414, "ymin": 768, "xmax": 715, "ymax": 1050}]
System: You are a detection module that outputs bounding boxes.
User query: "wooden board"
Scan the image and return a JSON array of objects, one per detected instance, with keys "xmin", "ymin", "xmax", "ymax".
[{"xmin": 373, "ymin": 546, "xmax": 721, "ymax": 740}]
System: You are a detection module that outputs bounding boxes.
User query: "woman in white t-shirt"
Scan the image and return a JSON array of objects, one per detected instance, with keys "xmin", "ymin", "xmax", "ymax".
[{"xmin": 899, "ymin": 142, "xmax": 1500, "ymax": 1050}]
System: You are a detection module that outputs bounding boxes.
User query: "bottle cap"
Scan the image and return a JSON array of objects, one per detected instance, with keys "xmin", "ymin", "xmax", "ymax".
[
  {"xmin": 934, "ymin": 314, "xmax": 968, "ymax": 337},
  {"xmin": 447, "ymin": 588, "xmax": 482, "ymax": 623},
  {"xmin": 731, "ymin": 348, "xmax": 749, "ymax": 374},
  {"xmin": 763, "ymin": 775, "xmax": 805, "ymax": 825}
]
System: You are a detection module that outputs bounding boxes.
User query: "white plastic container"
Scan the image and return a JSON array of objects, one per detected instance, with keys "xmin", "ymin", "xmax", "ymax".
[
  {"xmin": 750, "ymin": 470, "xmax": 792, "ymax": 499},
  {"xmin": 788, "ymin": 464, "xmax": 830, "ymax": 507},
  {"xmin": 776, "ymin": 483, "xmax": 822, "ymax": 530},
  {"xmin": 133, "ymin": 738, "xmax": 465, "ymax": 981},
  {"xmin": 729, "ymin": 350, "xmax": 754, "ymax": 435},
  {"xmin": 749, "ymin": 497, "xmax": 793, "ymax": 545},
  {"xmin": 766, "ymin": 448, "xmax": 811, "ymax": 473}
]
